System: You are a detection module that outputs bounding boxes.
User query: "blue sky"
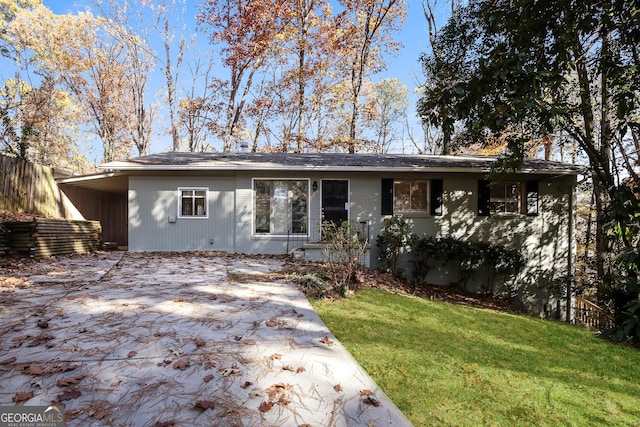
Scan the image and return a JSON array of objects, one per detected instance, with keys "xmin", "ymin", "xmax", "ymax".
[{"xmin": 39, "ymin": 0, "xmax": 450, "ymax": 161}]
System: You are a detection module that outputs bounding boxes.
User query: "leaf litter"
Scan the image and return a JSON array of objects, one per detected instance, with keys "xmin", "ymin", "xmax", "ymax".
[{"xmin": 0, "ymin": 252, "xmax": 409, "ymax": 427}]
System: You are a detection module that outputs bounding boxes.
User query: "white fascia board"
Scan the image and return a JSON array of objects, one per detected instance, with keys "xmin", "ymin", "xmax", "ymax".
[{"xmin": 56, "ymin": 171, "xmax": 120, "ymax": 183}]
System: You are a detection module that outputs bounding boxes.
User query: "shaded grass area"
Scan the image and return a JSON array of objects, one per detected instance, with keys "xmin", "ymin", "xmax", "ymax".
[{"xmin": 311, "ymin": 289, "xmax": 640, "ymax": 426}]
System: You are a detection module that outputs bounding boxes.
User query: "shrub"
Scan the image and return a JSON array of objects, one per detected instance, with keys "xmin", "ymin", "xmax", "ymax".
[
  {"xmin": 290, "ymin": 271, "xmax": 329, "ymax": 298},
  {"xmin": 321, "ymin": 221, "xmax": 368, "ymax": 297},
  {"xmin": 376, "ymin": 216, "xmax": 412, "ymax": 279},
  {"xmin": 409, "ymin": 236, "xmax": 525, "ymax": 296}
]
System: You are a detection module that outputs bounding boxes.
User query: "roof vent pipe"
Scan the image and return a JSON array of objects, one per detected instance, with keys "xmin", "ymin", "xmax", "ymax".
[{"xmin": 240, "ymin": 141, "xmax": 250, "ymax": 153}]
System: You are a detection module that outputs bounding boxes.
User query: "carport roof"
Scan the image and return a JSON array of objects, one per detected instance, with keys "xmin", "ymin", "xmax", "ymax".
[{"xmin": 99, "ymin": 152, "xmax": 582, "ymax": 175}]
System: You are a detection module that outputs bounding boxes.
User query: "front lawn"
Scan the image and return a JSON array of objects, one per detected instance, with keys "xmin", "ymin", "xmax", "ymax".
[{"xmin": 311, "ymin": 289, "xmax": 640, "ymax": 426}]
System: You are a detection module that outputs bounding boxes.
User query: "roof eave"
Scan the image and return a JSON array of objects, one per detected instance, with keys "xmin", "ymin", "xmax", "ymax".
[{"xmin": 97, "ymin": 164, "xmax": 579, "ymax": 175}]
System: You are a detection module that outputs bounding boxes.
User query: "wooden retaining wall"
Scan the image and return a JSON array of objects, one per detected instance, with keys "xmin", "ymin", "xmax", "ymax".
[
  {"xmin": 0, "ymin": 223, "xmax": 9, "ymax": 255},
  {"xmin": 4, "ymin": 218, "xmax": 103, "ymax": 258}
]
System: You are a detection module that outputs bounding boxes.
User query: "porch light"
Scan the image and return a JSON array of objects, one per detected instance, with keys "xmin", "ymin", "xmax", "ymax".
[{"xmin": 312, "ymin": 181, "xmax": 318, "ymax": 192}]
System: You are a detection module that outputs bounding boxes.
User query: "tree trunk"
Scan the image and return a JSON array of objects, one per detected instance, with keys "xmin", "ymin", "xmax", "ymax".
[{"xmin": 164, "ymin": 17, "xmax": 180, "ymax": 152}]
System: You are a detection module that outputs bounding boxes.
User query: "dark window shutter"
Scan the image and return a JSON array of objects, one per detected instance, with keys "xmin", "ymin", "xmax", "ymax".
[
  {"xmin": 381, "ymin": 178, "xmax": 394, "ymax": 215},
  {"xmin": 430, "ymin": 179, "xmax": 443, "ymax": 216},
  {"xmin": 478, "ymin": 179, "xmax": 491, "ymax": 216},
  {"xmin": 526, "ymin": 180, "xmax": 539, "ymax": 216}
]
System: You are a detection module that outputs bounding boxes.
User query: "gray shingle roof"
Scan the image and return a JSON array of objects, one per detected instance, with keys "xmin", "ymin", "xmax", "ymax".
[{"xmin": 100, "ymin": 152, "xmax": 581, "ymax": 175}]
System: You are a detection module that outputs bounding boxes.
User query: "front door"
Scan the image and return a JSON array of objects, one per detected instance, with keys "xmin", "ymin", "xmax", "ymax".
[{"xmin": 322, "ymin": 180, "xmax": 349, "ymax": 226}]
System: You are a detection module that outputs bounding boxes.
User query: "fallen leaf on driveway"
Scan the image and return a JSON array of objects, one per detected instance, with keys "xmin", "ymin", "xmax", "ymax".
[
  {"xmin": 12, "ymin": 334, "xmax": 31, "ymax": 347},
  {"xmin": 334, "ymin": 384, "xmax": 343, "ymax": 392},
  {"xmin": 266, "ymin": 383, "xmax": 292, "ymax": 401},
  {"xmin": 194, "ymin": 400, "xmax": 215, "ymax": 411},
  {"xmin": 127, "ymin": 351, "xmax": 137, "ymax": 358},
  {"xmin": 58, "ymin": 364, "xmax": 79, "ymax": 372},
  {"xmin": 56, "ymin": 375, "xmax": 84, "ymax": 387},
  {"xmin": 259, "ymin": 401, "xmax": 274, "ymax": 412},
  {"xmin": 27, "ymin": 334, "xmax": 53, "ymax": 347},
  {"xmin": 84, "ymin": 348, "xmax": 100, "ymax": 356},
  {"xmin": 269, "ymin": 353, "xmax": 282, "ymax": 360},
  {"xmin": 203, "ymin": 374, "xmax": 214, "ymax": 383},
  {"xmin": 363, "ymin": 396, "xmax": 380, "ymax": 407},
  {"xmin": 320, "ymin": 336, "xmax": 334, "ymax": 346},
  {"xmin": 0, "ymin": 356, "xmax": 16, "ymax": 365},
  {"xmin": 89, "ymin": 402, "xmax": 110, "ymax": 420},
  {"xmin": 296, "ymin": 367, "xmax": 306, "ymax": 373},
  {"xmin": 173, "ymin": 359, "xmax": 190, "ymax": 370},
  {"xmin": 195, "ymin": 338, "xmax": 205, "ymax": 347},
  {"xmin": 22, "ymin": 365, "xmax": 47, "ymax": 375},
  {"xmin": 91, "ymin": 409, "xmax": 109, "ymax": 420},
  {"xmin": 12, "ymin": 391, "xmax": 33, "ymax": 404},
  {"xmin": 266, "ymin": 319, "xmax": 277, "ymax": 327},
  {"xmin": 241, "ymin": 381, "xmax": 253, "ymax": 389},
  {"xmin": 65, "ymin": 408, "xmax": 84, "ymax": 421},
  {"xmin": 360, "ymin": 389, "xmax": 373, "ymax": 396},
  {"xmin": 278, "ymin": 394, "xmax": 291, "ymax": 405},
  {"xmin": 57, "ymin": 389, "xmax": 81, "ymax": 401},
  {"xmin": 244, "ymin": 340, "xmax": 257, "ymax": 345},
  {"xmin": 221, "ymin": 368, "xmax": 240, "ymax": 377}
]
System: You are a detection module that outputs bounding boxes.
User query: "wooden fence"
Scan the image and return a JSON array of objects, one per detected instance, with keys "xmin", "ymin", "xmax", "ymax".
[
  {"xmin": 0, "ymin": 155, "xmax": 62, "ymax": 218},
  {"xmin": 574, "ymin": 296, "xmax": 615, "ymax": 331},
  {"xmin": 0, "ymin": 155, "xmax": 113, "ymax": 256}
]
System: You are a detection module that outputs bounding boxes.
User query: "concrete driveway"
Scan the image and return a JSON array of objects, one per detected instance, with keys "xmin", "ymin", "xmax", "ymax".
[{"xmin": 0, "ymin": 252, "xmax": 412, "ymax": 427}]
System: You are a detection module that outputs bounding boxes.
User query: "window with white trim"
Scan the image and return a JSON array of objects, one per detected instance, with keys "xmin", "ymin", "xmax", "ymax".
[
  {"xmin": 490, "ymin": 182, "xmax": 521, "ymax": 214},
  {"xmin": 254, "ymin": 179, "xmax": 308, "ymax": 235},
  {"xmin": 479, "ymin": 179, "xmax": 539, "ymax": 216},
  {"xmin": 393, "ymin": 180, "xmax": 430, "ymax": 213},
  {"xmin": 178, "ymin": 188, "xmax": 208, "ymax": 218}
]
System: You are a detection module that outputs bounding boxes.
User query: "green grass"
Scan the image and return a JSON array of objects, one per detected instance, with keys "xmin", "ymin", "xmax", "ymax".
[{"xmin": 311, "ymin": 289, "xmax": 640, "ymax": 427}]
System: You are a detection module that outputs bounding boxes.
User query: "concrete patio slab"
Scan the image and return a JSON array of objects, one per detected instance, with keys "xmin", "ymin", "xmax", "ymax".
[{"xmin": 0, "ymin": 252, "xmax": 412, "ymax": 427}]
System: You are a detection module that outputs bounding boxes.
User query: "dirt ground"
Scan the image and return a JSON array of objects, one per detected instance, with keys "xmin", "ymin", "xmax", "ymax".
[{"xmin": 0, "ymin": 252, "xmax": 412, "ymax": 427}]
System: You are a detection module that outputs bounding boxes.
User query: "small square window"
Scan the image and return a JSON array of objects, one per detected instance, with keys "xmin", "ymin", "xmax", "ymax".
[
  {"xmin": 490, "ymin": 182, "xmax": 521, "ymax": 214},
  {"xmin": 394, "ymin": 180, "xmax": 429, "ymax": 213},
  {"xmin": 179, "ymin": 188, "xmax": 208, "ymax": 218}
]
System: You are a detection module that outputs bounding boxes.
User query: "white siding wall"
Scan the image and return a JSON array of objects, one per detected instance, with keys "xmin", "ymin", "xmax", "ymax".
[{"xmin": 129, "ymin": 176, "xmax": 235, "ymax": 251}]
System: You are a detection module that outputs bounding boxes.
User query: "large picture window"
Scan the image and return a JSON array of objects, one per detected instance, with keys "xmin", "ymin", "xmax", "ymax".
[
  {"xmin": 178, "ymin": 188, "xmax": 208, "ymax": 218},
  {"xmin": 254, "ymin": 179, "xmax": 308, "ymax": 235}
]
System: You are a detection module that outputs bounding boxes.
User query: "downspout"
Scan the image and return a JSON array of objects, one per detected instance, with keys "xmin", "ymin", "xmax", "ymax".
[{"xmin": 566, "ymin": 179, "xmax": 576, "ymax": 322}]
